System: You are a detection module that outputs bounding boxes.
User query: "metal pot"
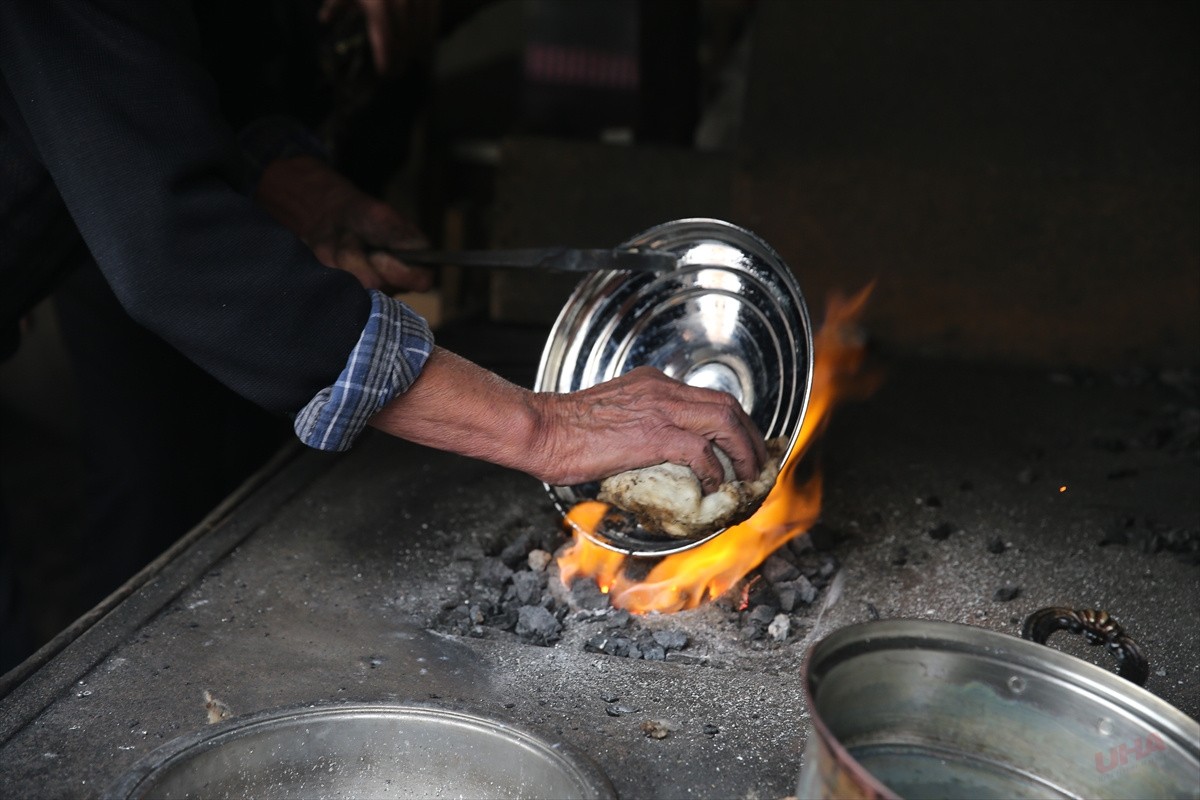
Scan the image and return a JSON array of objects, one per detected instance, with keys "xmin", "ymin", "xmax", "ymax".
[{"xmin": 796, "ymin": 614, "xmax": 1200, "ymax": 799}]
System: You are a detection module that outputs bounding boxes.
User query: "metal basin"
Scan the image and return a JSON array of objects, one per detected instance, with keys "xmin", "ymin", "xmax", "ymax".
[
  {"xmin": 536, "ymin": 217, "xmax": 813, "ymax": 556},
  {"xmin": 105, "ymin": 703, "xmax": 615, "ymax": 800}
]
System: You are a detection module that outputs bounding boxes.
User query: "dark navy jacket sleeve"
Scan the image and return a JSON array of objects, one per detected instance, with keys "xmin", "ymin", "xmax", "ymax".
[{"xmin": 0, "ymin": 0, "xmax": 372, "ymax": 414}]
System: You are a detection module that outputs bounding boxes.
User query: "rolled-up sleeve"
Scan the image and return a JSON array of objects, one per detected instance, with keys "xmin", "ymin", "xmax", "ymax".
[{"xmin": 294, "ymin": 290, "xmax": 433, "ymax": 451}]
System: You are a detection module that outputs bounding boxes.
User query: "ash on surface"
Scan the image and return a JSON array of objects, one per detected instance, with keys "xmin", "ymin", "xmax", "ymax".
[{"xmin": 429, "ymin": 518, "xmax": 843, "ymax": 658}]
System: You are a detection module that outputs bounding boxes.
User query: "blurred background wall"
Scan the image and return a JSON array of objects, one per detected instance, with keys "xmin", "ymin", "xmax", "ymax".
[{"xmin": 424, "ymin": 0, "xmax": 1197, "ymax": 368}]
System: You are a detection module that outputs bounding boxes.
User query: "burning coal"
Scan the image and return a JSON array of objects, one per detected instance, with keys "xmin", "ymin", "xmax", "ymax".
[{"xmin": 557, "ymin": 284, "xmax": 880, "ymax": 614}]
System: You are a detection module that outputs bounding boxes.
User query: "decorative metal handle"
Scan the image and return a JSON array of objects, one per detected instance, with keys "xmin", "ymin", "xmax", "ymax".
[{"xmin": 1021, "ymin": 607, "xmax": 1149, "ymax": 686}]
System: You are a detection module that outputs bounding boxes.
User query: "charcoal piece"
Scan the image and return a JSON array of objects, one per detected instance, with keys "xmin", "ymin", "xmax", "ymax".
[
  {"xmin": 986, "ymin": 537, "xmax": 1008, "ymax": 555},
  {"xmin": 569, "ymin": 577, "xmax": 611, "ymax": 610},
  {"xmin": 747, "ymin": 582, "xmax": 778, "ymax": 609},
  {"xmin": 1017, "ymin": 468, "xmax": 1038, "ymax": 485},
  {"xmin": 775, "ymin": 587, "xmax": 797, "ymax": 612},
  {"xmin": 767, "ymin": 613, "xmax": 790, "ymax": 642},
  {"xmin": 473, "ymin": 585, "xmax": 503, "ymax": 608},
  {"xmin": 891, "ymin": 545, "xmax": 910, "ymax": 566},
  {"xmin": 605, "ymin": 609, "xmax": 632, "ymax": 629},
  {"xmin": 775, "ymin": 576, "xmax": 819, "ymax": 610},
  {"xmin": 468, "ymin": 605, "xmax": 485, "ymax": 625},
  {"xmin": 818, "ymin": 555, "xmax": 839, "ymax": 578},
  {"xmin": 805, "ymin": 523, "xmax": 838, "ymax": 552},
  {"xmin": 747, "ymin": 604, "xmax": 777, "ymax": 626},
  {"xmin": 511, "ymin": 570, "xmax": 544, "ymax": 606},
  {"xmin": 641, "ymin": 643, "xmax": 666, "ymax": 661},
  {"xmin": 515, "ymin": 605, "xmax": 561, "ymax": 645},
  {"xmin": 741, "ymin": 624, "xmax": 765, "ymax": 642},
  {"xmin": 928, "ymin": 522, "xmax": 955, "ymax": 541},
  {"xmin": 492, "ymin": 606, "xmax": 520, "ymax": 633},
  {"xmin": 585, "ymin": 633, "xmax": 633, "ymax": 662},
  {"xmin": 601, "ymin": 635, "xmax": 633, "ymax": 658},
  {"xmin": 477, "ymin": 558, "xmax": 514, "ymax": 588},
  {"xmin": 498, "ymin": 533, "xmax": 532, "ymax": 567},
  {"xmin": 600, "ymin": 692, "xmax": 620, "ymax": 703},
  {"xmin": 762, "ymin": 554, "xmax": 801, "ymax": 584},
  {"xmin": 527, "ymin": 549, "xmax": 552, "ymax": 572},
  {"xmin": 440, "ymin": 594, "xmax": 467, "ymax": 611},
  {"xmin": 993, "ymin": 586, "xmax": 1021, "ymax": 602},
  {"xmin": 774, "ymin": 585, "xmax": 800, "ymax": 612},
  {"xmin": 651, "ymin": 629, "xmax": 689, "ymax": 651},
  {"xmin": 922, "ymin": 495, "xmax": 942, "ymax": 508},
  {"xmin": 703, "ymin": 724, "xmax": 720, "ymax": 736},
  {"xmin": 788, "ymin": 534, "xmax": 815, "ymax": 557},
  {"xmin": 866, "ymin": 602, "xmax": 881, "ymax": 620}
]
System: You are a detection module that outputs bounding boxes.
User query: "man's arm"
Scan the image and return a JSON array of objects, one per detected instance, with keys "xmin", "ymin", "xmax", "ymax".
[
  {"xmin": 369, "ymin": 349, "xmax": 768, "ymax": 491},
  {"xmin": 0, "ymin": 0, "xmax": 370, "ymax": 413}
]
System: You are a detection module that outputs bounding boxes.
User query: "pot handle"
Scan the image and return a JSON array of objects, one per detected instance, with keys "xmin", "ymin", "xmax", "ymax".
[{"xmin": 1021, "ymin": 607, "xmax": 1149, "ymax": 686}]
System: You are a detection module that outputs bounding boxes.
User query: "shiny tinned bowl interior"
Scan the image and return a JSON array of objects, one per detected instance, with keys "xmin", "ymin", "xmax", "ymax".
[{"xmin": 536, "ymin": 218, "xmax": 814, "ymax": 556}]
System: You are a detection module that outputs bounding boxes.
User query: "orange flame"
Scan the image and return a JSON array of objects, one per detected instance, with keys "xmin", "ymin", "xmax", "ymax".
[{"xmin": 556, "ymin": 284, "xmax": 880, "ymax": 613}]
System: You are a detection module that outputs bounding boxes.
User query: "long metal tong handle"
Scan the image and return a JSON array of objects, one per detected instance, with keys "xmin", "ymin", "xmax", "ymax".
[{"xmin": 386, "ymin": 246, "xmax": 677, "ymax": 273}]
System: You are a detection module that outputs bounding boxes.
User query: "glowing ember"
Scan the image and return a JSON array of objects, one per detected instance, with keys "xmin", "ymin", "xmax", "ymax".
[{"xmin": 556, "ymin": 284, "xmax": 880, "ymax": 614}]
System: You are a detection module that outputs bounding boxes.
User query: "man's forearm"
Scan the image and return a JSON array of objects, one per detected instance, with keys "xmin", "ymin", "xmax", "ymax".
[
  {"xmin": 367, "ymin": 347, "xmax": 548, "ymax": 476},
  {"xmin": 367, "ymin": 348, "xmax": 769, "ymax": 492}
]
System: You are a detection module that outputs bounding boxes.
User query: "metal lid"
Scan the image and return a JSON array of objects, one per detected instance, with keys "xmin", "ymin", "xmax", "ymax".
[{"xmin": 535, "ymin": 218, "xmax": 814, "ymax": 556}]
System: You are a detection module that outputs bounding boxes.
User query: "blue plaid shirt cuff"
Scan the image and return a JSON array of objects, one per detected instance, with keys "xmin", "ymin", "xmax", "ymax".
[{"xmin": 293, "ymin": 290, "xmax": 434, "ymax": 451}]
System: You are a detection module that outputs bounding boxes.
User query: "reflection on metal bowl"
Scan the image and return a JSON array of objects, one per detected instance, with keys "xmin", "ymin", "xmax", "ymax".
[
  {"xmin": 536, "ymin": 218, "xmax": 814, "ymax": 557},
  {"xmin": 105, "ymin": 703, "xmax": 616, "ymax": 800}
]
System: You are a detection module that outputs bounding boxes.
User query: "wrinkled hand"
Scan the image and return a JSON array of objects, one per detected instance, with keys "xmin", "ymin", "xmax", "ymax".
[
  {"xmin": 532, "ymin": 366, "xmax": 769, "ymax": 493},
  {"xmin": 256, "ymin": 155, "xmax": 434, "ymax": 293}
]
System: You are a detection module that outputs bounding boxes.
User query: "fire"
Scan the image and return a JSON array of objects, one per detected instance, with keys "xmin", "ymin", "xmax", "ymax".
[{"xmin": 556, "ymin": 284, "xmax": 880, "ymax": 614}]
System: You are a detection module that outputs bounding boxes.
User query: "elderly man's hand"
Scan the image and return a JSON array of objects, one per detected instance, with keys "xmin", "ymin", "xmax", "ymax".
[
  {"xmin": 256, "ymin": 155, "xmax": 434, "ymax": 293},
  {"xmin": 370, "ymin": 350, "xmax": 768, "ymax": 495},
  {"xmin": 531, "ymin": 366, "xmax": 769, "ymax": 493}
]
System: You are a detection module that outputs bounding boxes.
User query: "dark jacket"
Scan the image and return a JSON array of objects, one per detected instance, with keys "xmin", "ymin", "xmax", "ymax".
[{"xmin": 0, "ymin": 0, "xmax": 370, "ymax": 414}]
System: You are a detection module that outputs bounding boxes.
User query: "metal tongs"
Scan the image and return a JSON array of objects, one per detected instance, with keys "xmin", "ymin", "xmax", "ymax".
[{"xmin": 388, "ymin": 246, "xmax": 678, "ymax": 273}]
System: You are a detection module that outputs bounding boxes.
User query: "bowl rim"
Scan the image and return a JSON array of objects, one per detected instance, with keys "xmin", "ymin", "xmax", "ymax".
[{"xmin": 103, "ymin": 699, "xmax": 617, "ymax": 800}]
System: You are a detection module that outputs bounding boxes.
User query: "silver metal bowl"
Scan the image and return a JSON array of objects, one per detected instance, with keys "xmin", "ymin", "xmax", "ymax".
[
  {"xmin": 536, "ymin": 218, "xmax": 814, "ymax": 556},
  {"xmin": 105, "ymin": 703, "xmax": 616, "ymax": 800}
]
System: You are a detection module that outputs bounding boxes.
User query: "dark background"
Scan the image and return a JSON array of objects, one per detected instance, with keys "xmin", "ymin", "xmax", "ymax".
[{"xmin": 1, "ymin": 0, "xmax": 1197, "ymax": 651}]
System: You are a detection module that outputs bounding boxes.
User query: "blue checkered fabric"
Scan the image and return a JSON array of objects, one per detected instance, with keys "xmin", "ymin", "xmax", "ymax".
[{"xmin": 294, "ymin": 290, "xmax": 433, "ymax": 451}]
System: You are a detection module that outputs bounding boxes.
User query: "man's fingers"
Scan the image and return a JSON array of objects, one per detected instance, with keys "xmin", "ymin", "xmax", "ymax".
[
  {"xmin": 673, "ymin": 437, "xmax": 726, "ymax": 495},
  {"xmin": 665, "ymin": 390, "xmax": 765, "ymax": 481}
]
